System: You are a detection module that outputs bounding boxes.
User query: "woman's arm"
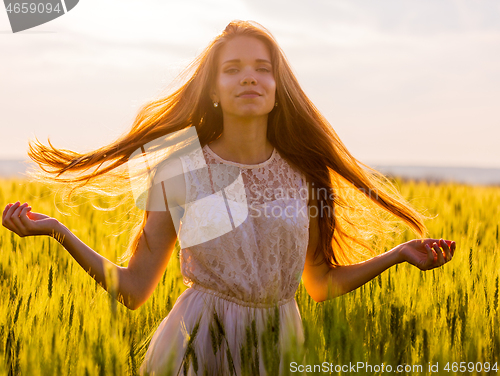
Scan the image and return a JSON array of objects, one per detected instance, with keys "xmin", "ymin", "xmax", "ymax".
[
  {"xmin": 3, "ymin": 197, "xmax": 179, "ymax": 311},
  {"xmin": 301, "ymin": 201, "xmax": 400, "ymax": 302},
  {"xmin": 53, "ymin": 220, "xmax": 134, "ymax": 307},
  {"xmin": 302, "ymin": 223, "xmax": 400, "ymax": 303},
  {"xmin": 301, "ymin": 179, "xmax": 455, "ymax": 303},
  {"xmin": 53, "ymin": 207, "xmax": 178, "ymax": 310}
]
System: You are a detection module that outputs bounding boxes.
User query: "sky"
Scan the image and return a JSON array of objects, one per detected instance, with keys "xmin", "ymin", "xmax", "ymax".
[{"xmin": 1, "ymin": 0, "xmax": 499, "ymax": 168}]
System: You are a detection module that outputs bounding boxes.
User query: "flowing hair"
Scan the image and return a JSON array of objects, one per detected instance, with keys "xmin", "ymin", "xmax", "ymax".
[{"xmin": 27, "ymin": 20, "xmax": 429, "ymax": 268}]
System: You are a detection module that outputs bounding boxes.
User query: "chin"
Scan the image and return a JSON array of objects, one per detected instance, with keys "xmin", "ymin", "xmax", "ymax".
[
  {"xmin": 226, "ymin": 109, "xmax": 268, "ymax": 118},
  {"xmin": 238, "ymin": 112, "xmax": 271, "ymax": 119},
  {"xmin": 235, "ymin": 106, "xmax": 274, "ymax": 117}
]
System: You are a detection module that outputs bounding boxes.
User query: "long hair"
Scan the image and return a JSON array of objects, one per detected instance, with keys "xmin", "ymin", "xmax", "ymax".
[{"xmin": 27, "ymin": 20, "xmax": 429, "ymax": 268}]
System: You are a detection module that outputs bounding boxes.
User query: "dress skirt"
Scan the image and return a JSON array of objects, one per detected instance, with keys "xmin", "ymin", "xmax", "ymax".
[{"xmin": 139, "ymin": 284, "xmax": 305, "ymax": 376}]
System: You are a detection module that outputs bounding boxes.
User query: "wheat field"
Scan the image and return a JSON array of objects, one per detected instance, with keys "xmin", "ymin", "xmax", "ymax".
[{"xmin": 0, "ymin": 177, "xmax": 499, "ymax": 375}]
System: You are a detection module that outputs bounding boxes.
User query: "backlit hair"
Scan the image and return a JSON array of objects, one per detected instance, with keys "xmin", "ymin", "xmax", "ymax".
[{"xmin": 27, "ymin": 20, "xmax": 429, "ymax": 267}]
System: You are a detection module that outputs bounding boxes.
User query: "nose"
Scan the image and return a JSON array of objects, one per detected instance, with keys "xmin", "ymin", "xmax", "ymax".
[{"xmin": 240, "ymin": 74, "xmax": 257, "ymax": 85}]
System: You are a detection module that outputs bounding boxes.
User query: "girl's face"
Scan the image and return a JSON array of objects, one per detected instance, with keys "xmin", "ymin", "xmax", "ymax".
[{"xmin": 212, "ymin": 36, "xmax": 276, "ymax": 120}]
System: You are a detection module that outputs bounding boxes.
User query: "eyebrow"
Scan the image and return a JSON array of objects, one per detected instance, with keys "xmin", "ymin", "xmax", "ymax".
[{"xmin": 221, "ymin": 59, "xmax": 272, "ymax": 65}]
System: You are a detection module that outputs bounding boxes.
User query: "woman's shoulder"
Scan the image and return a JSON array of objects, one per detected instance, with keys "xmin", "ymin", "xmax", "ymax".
[{"xmin": 151, "ymin": 156, "xmax": 186, "ymax": 207}]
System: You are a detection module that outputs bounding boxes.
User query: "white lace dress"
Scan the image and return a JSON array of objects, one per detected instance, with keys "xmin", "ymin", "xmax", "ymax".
[{"xmin": 139, "ymin": 144, "xmax": 310, "ymax": 376}]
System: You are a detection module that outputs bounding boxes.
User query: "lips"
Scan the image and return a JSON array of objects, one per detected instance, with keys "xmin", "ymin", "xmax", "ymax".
[{"xmin": 237, "ymin": 91, "xmax": 261, "ymax": 97}]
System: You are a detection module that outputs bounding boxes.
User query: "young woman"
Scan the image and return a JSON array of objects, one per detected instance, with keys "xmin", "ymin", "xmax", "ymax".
[{"xmin": 2, "ymin": 20, "xmax": 455, "ymax": 376}]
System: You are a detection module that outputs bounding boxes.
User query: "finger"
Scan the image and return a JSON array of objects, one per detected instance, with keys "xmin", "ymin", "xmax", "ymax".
[
  {"xmin": 19, "ymin": 206, "xmax": 32, "ymax": 228},
  {"xmin": 424, "ymin": 243, "xmax": 434, "ymax": 266},
  {"xmin": 3, "ymin": 202, "xmax": 22, "ymax": 231},
  {"xmin": 3, "ymin": 203, "xmax": 13, "ymax": 217},
  {"xmin": 439, "ymin": 239, "xmax": 452, "ymax": 262},
  {"xmin": 11, "ymin": 203, "xmax": 28, "ymax": 223},
  {"xmin": 12, "ymin": 203, "xmax": 27, "ymax": 216},
  {"xmin": 5, "ymin": 201, "xmax": 21, "ymax": 220},
  {"xmin": 433, "ymin": 242, "xmax": 445, "ymax": 266},
  {"xmin": 432, "ymin": 238, "xmax": 456, "ymax": 259},
  {"xmin": 424, "ymin": 240, "xmax": 438, "ymax": 261},
  {"xmin": 424, "ymin": 239, "xmax": 441, "ymax": 249},
  {"xmin": 11, "ymin": 202, "xmax": 28, "ymax": 220},
  {"xmin": 10, "ymin": 204, "xmax": 29, "ymax": 236}
]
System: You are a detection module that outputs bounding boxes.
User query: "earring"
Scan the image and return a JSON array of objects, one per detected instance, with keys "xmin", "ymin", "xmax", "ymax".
[
  {"xmin": 213, "ymin": 102, "xmax": 219, "ymax": 108},
  {"xmin": 275, "ymin": 102, "xmax": 278, "ymax": 107}
]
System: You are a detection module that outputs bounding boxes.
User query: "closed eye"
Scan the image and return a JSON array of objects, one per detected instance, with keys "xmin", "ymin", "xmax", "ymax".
[{"xmin": 223, "ymin": 67, "xmax": 271, "ymax": 74}]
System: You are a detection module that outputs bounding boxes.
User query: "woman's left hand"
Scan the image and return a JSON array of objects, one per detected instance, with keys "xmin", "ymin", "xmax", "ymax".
[{"xmin": 397, "ymin": 238, "xmax": 456, "ymax": 271}]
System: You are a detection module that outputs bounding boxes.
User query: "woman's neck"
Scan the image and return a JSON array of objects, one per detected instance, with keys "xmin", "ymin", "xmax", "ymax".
[{"xmin": 209, "ymin": 115, "xmax": 273, "ymax": 165}]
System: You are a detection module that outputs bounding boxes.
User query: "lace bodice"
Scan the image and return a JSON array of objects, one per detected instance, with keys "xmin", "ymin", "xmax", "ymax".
[{"xmin": 175, "ymin": 144, "xmax": 310, "ymax": 307}]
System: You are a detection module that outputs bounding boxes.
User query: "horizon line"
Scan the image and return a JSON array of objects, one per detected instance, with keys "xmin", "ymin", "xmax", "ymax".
[{"xmin": 1, "ymin": 158, "xmax": 500, "ymax": 171}]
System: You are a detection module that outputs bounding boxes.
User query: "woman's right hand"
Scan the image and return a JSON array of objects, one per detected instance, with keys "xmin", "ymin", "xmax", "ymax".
[{"xmin": 2, "ymin": 201, "xmax": 59, "ymax": 238}]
